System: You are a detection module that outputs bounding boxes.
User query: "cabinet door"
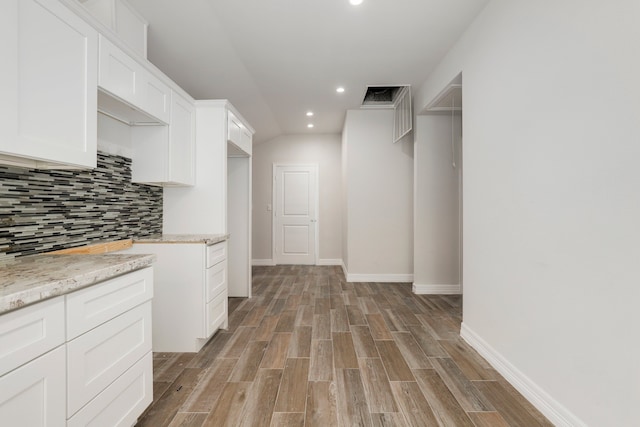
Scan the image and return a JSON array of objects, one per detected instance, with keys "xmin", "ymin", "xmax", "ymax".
[
  {"xmin": 67, "ymin": 302, "xmax": 152, "ymax": 416},
  {"xmin": 169, "ymin": 92, "xmax": 196, "ymax": 185},
  {"xmin": 0, "ymin": 296, "xmax": 64, "ymax": 376},
  {"xmin": 99, "ymin": 34, "xmax": 140, "ymax": 107},
  {"xmin": 0, "ymin": 0, "xmax": 97, "ymax": 168},
  {"xmin": 140, "ymin": 70, "xmax": 171, "ymax": 124},
  {"xmin": 67, "ymin": 351, "xmax": 152, "ymax": 427},
  {"xmin": 0, "ymin": 346, "xmax": 66, "ymax": 427}
]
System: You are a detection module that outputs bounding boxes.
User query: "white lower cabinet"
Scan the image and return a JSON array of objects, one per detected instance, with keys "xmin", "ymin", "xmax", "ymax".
[
  {"xmin": 67, "ymin": 352, "xmax": 152, "ymax": 427},
  {"xmin": 0, "ymin": 346, "xmax": 66, "ymax": 427},
  {"xmin": 0, "ymin": 267, "xmax": 154, "ymax": 427},
  {"xmin": 67, "ymin": 302, "xmax": 152, "ymax": 416},
  {"xmin": 124, "ymin": 241, "xmax": 228, "ymax": 352}
]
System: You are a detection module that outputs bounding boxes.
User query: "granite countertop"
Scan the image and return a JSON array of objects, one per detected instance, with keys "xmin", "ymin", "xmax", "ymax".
[
  {"xmin": 132, "ymin": 234, "xmax": 229, "ymax": 245},
  {"xmin": 0, "ymin": 253, "xmax": 155, "ymax": 315}
]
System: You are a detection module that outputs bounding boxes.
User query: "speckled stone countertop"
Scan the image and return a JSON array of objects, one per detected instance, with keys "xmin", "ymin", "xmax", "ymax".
[
  {"xmin": 0, "ymin": 253, "xmax": 155, "ymax": 315},
  {"xmin": 132, "ymin": 234, "xmax": 229, "ymax": 245}
]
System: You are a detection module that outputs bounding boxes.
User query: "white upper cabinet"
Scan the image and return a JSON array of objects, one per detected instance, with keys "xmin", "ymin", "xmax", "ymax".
[
  {"xmin": 168, "ymin": 92, "xmax": 196, "ymax": 185},
  {"xmin": 227, "ymin": 110, "xmax": 252, "ymax": 156},
  {"xmin": 0, "ymin": 0, "xmax": 98, "ymax": 169},
  {"xmin": 131, "ymin": 91, "xmax": 195, "ymax": 186},
  {"xmin": 79, "ymin": 0, "xmax": 147, "ymax": 58},
  {"xmin": 98, "ymin": 35, "xmax": 170, "ymax": 124}
]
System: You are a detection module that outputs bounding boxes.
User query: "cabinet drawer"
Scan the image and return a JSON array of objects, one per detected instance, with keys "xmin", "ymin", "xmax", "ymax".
[
  {"xmin": 0, "ymin": 345, "xmax": 66, "ymax": 427},
  {"xmin": 0, "ymin": 296, "xmax": 64, "ymax": 376},
  {"xmin": 205, "ymin": 291, "xmax": 227, "ymax": 338},
  {"xmin": 206, "ymin": 260, "xmax": 227, "ymax": 303},
  {"xmin": 206, "ymin": 241, "xmax": 226, "ymax": 268},
  {"xmin": 67, "ymin": 302, "xmax": 152, "ymax": 416},
  {"xmin": 67, "ymin": 351, "xmax": 152, "ymax": 427},
  {"xmin": 66, "ymin": 267, "xmax": 153, "ymax": 340}
]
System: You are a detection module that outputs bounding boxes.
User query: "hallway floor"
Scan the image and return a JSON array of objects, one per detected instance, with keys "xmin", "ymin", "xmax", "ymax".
[{"xmin": 135, "ymin": 265, "xmax": 552, "ymax": 426}]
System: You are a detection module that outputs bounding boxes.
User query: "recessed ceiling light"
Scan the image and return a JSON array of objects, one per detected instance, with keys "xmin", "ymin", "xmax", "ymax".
[
  {"xmin": 336, "ymin": 87, "xmax": 345, "ymax": 93},
  {"xmin": 350, "ymin": 0, "xmax": 363, "ymax": 5},
  {"xmin": 307, "ymin": 124, "xmax": 314, "ymax": 128},
  {"xmin": 306, "ymin": 111, "xmax": 314, "ymax": 117}
]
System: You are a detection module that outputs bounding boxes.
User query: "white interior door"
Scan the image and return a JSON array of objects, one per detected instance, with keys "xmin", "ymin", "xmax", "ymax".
[{"xmin": 273, "ymin": 164, "xmax": 318, "ymax": 265}]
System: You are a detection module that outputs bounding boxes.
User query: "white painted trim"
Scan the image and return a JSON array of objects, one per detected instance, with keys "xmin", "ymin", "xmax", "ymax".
[
  {"xmin": 460, "ymin": 323, "xmax": 587, "ymax": 427},
  {"xmin": 252, "ymin": 259, "xmax": 275, "ymax": 266},
  {"xmin": 412, "ymin": 283, "xmax": 461, "ymax": 295},
  {"xmin": 318, "ymin": 259, "xmax": 342, "ymax": 266},
  {"xmin": 340, "ymin": 262, "xmax": 412, "ymax": 282}
]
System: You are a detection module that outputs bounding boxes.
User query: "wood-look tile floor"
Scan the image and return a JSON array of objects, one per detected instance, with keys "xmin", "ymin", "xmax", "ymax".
[{"xmin": 135, "ymin": 265, "xmax": 553, "ymax": 427}]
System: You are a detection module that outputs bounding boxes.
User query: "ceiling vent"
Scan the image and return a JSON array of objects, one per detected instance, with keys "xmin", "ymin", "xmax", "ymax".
[
  {"xmin": 361, "ymin": 85, "xmax": 405, "ymax": 108},
  {"xmin": 361, "ymin": 85, "xmax": 413, "ymax": 142}
]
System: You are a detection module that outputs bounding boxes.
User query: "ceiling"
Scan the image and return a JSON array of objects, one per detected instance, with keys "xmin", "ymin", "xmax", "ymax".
[{"xmin": 128, "ymin": 0, "xmax": 488, "ymax": 143}]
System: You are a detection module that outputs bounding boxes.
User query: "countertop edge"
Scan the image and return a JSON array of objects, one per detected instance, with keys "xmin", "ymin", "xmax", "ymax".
[
  {"xmin": 132, "ymin": 234, "xmax": 230, "ymax": 245},
  {"xmin": 0, "ymin": 254, "xmax": 156, "ymax": 315}
]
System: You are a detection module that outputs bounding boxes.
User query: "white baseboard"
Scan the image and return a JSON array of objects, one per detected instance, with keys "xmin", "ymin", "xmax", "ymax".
[
  {"xmin": 252, "ymin": 259, "xmax": 275, "ymax": 266},
  {"xmin": 412, "ymin": 283, "xmax": 461, "ymax": 294},
  {"xmin": 318, "ymin": 259, "xmax": 342, "ymax": 266},
  {"xmin": 347, "ymin": 273, "xmax": 414, "ymax": 283},
  {"xmin": 460, "ymin": 323, "xmax": 586, "ymax": 427},
  {"xmin": 340, "ymin": 262, "xmax": 412, "ymax": 282}
]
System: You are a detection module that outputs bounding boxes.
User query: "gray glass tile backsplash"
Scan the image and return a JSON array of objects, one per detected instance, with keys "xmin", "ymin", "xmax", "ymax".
[{"xmin": 0, "ymin": 152, "xmax": 162, "ymax": 261}]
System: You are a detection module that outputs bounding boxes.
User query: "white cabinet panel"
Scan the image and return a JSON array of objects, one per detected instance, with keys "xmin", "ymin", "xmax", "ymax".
[
  {"xmin": 0, "ymin": 346, "xmax": 66, "ymax": 427},
  {"xmin": 227, "ymin": 110, "xmax": 252, "ymax": 156},
  {"xmin": 131, "ymin": 90, "xmax": 195, "ymax": 186},
  {"xmin": 0, "ymin": 0, "xmax": 97, "ymax": 169},
  {"xmin": 81, "ymin": 0, "xmax": 147, "ymax": 59},
  {"xmin": 67, "ymin": 302, "xmax": 152, "ymax": 416},
  {"xmin": 125, "ymin": 242, "xmax": 227, "ymax": 352},
  {"xmin": 205, "ymin": 291, "xmax": 227, "ymax": 338},
  {"xmin": 66, "ymin": 267, "xmax": 153, "ymax": 340},
  {"xmin": 67, "ymin": 351, "xmax": 152, "ymax": 427},
  {"xmin": 206, "ymin": 241, "xmax": 227, "ymax": 268},
  {"xmin": 169, "ymin": 92, "xmax": 196, "ymax": 185},
  {"xmin": 113, "ymin": 0, "xmax": 147, "ymax": 58},
  {"xmin": 140, "ymin": 70, "xmax": 171, "ymax": 124},
  {"xmin": 98, "ymin": 35, "xmax": 170, "ymax": 125},
  {"xmin": 98, "ymin": 34, "xmax": 139, "ymax": 105},
  {"xmin": 206, "ymin": 260, "xmax": 226, "ymax": 303},
  {"xmin": 0, "ymin": 297, "xmax": 64, "ymax": 376}
]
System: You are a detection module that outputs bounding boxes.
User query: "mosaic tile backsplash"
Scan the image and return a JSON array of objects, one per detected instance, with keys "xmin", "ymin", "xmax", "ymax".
[{"xmin": 0, "ymin": 152, "xmax": 162, "ymax": 261}]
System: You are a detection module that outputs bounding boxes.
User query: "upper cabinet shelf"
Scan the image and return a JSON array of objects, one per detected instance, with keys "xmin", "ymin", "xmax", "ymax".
[{"xmin": 0, "ymin": 0, "xmax": 98, "ymax": 169}]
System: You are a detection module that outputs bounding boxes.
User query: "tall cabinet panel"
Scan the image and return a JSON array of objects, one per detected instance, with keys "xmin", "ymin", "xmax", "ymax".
[
  {"xmin": 169, "ymin": 92, "xmax": 196, "ymax": 185},
  {"xmin": 0, "ymin": 0, "xmax": 97, "ymax": 169},
  {"xmin": 164, "ymin": 100, "xmax": 253, "ymax": 297}
]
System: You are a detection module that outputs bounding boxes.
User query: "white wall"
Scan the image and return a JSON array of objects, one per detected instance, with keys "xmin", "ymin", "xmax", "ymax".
[
  {"xmin": 413, "ymin": 114, "xmax": 461, "ymax": 293},
  {"xmin": 416, "ymin": 1, "xmax": 640, "ymax": 425},
  {"xmin": 252, "ymin": 134, "xmax": 342, "ymax": 264},
  {"xmin": 96, "ymin": 113, "xmax": 132, "ymax": 158},
  {"xmin": 342, "ymin": 109, "xmax": 413, "ymax": 281}
]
